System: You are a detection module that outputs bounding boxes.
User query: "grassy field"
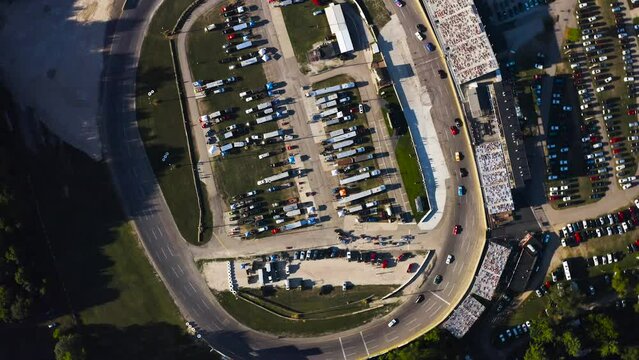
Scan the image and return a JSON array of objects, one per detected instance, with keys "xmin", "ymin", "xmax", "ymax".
[
  {"xmin": 136, "ymin": 0, "xmax": 209, "ymax": 244},
  {"xmin": 395, "ymin": 135, "xmax": 428, "ymax": 219},
  {"xmin": 214, "ymin": 286, "xmax": 396, "ymax": 336},
  {"xmin": 26, "ymin": 139, "xmax": 210, "ymax": 359},
  {"xmin": 281, "ymin": 2, "xmax": 331, "ymax": 68},
  {"xmin": 186, "ymin": 8, "xmax": 299, "ymax": 233},
  {"xmin": 565, "ymin": 27, "xmax": 580, "ymax": 42},
  {"xmin": 358, "ymin": 0, "xmax": 391, "ymax": 29}
]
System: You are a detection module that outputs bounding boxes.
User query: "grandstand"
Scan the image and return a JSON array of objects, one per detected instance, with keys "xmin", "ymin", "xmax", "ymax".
[
  {"xmin": 475, "ymin": 141, "xmax": 515, "ymax": 215},
  {"xmin": 442, "ymin": 296, "xmax": 486, "ymax": 338},
  {"xmin": 471, "ymin": 242, "xmax": 512, "ymax": 300}
]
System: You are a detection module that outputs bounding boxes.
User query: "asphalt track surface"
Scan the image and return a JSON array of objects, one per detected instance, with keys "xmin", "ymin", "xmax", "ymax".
[{"xmin": 101, "ymin": 0, "xmax": 486, "ymax": 358}]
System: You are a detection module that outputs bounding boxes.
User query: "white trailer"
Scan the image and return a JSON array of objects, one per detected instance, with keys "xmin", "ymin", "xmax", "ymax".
[
  {"xmin": 331, "ymin": 139, "xmax": 354, "ymax": 151},
  {"xmin": 205, "ymin": 80, "xmax": 224, "ymax": 89},
  {"xmin": 285, "ymin": 209, "xmax": 302, "ymax": 217},
  {"xmin": 235, "ymin": 40, "xmax": 253, "ymax": 51},
  {"xmin": 263, "ymin": 129, "xmax": 284, "ymax": 139},
  {"xmin": 257, "ymin": 170, "xmax": 292, "ymax": 186},
  {"xmin": 329, "ymin": 128, "xmax": 346, "ymax": 137},
  {"xmin": 346, "ymin": 204, "xmax": 364, "ymax": 214},
  {"xmin": 325, "ymin": 131, "xmax": 357, "ymax": 144},
  {"xmin": 258, "ymin": 101, "xmax": 273, "ymax": 110},
  {"xmin": 240, "ymin": 57, "xmax": 259, "ymax": 67},
  {"xmin": 282, "ymin": 204, "xmax": 298, "ymax": 212},
  {"xmin": 315, "ymin": 93, "xmax": 338, "ymax": 106},
  {"xmin": 306, "ymin": 82, "xmax": 356, "ymax": 97},
  {"xmin": 339, "ymin": 170, "xmax": 381, "ymax": 185},
  {"xmin": 319, "ymin": 107, "xmax": 340, "ymax": 118},
  {"xmin": 256, "ymin": 114, "xmax": 275, "ymax": 124},
  {"xmin": 338, "ymin": 185, "xmax": 386, "ymax": 205}
]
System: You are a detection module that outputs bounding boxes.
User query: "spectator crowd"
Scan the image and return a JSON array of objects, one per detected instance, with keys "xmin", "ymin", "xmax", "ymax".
[
  {"xmin": 476, "ymin": 141, "xmax": 515, "ymax": 215},
  {"xmin": 471, "ymin": 242, "xmax": 511, "ymax": 300},
  {"xmin": 426, "ymin": 0, "xmax": 498, "ymax": 84},
  {"xmin": 442, "ymin": 296, "xmax": 486, "ymax": 338}
]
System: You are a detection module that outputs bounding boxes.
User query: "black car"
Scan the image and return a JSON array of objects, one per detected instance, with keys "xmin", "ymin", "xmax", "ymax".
[
  {"xmin": 454, "ymin": 118, "xmax": 463, "ymax": 127},
  {"xmin": 433, "ymin": 274, "xmax": 443, "ymax": 284},
  {"xmin": 219, "ymin": 57, "xmax": 234, "ymax": 64},
  {"xmin": 438, "ymin": 70, "xmax": 447, "ymax": 79},
  {"xmin": 416, "ymin": 24, "xmax": 427, "ymax": 33},
  {"xmin": 415, "ymin": 294, "xmax": 425, "ymax": 303}
]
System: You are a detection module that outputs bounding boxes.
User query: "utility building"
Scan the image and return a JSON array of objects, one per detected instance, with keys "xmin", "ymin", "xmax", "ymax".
[{"xmin": 325, "ymin": 3, "xmax": 354, "ymax": 53}]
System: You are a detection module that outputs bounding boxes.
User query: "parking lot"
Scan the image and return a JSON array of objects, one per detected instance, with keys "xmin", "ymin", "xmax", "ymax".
[{"xmin": 203, "ymin": 249, "xmax": 425, "ymax": 291}]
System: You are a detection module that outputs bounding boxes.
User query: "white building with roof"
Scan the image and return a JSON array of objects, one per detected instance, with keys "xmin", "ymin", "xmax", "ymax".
[{"xmin": 325, "ymin": 3, "xmax": 354, "ymax": 53}]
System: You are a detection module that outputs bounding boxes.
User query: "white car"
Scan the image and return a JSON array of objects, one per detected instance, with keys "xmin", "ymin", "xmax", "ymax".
[
  {"xmin": 596, "ymin": 228, "xmax": 602, "ymax": 237},
  {"xmin": 616, "ymin": 164, "xmax": 626, "ymax": 171},
  {"xmin": 596, "ymin": 86, "xmax": 605, "ymax": 93},
  {"xmin": 591, "ymin": 69, "xmax": 601, "ymax": 75},
  {"xmin": 604, "ymin": 76, "xmax": 613, "ymax": 83},
  {"xmin": 599, "ymin": 56, "xmax": 608, "ymax": 62},
  {"xmin": 630, "ymin": 122, "xmax": 639, "ymax": 128},
  {"xmin": 446, "ymin": 254, "xmax": 454, "ymax": 264},
  {"xmin": 629, "ymin": 135, "xmax": 639, "ymax": 141},
  {"xmin": 583, "ymin": 40, "xmax": 592, "ymax": 46},
  {"xmin": 560, "ymin": 185, "xmax": 569, "ymax": 190},
  {"xmin": 623, "ymin": 183, "xmax": 632, "ymax": 190},
  {"xmin": 579, "ymin": 2, "xmax": 588, "ymax": 8},
  {"xmin": 624, "ymin": 76, "xmax": 635, "ymax": 82},
  {"xmin": 388, "ymin": 319, "xmax": 398, "ymax": 327},
  {"xmin": 582, "ymin": 35, "xmax": 591, "ymax": 41},
  {"xmin": 634, "ymin": 198, "xmax": 639, "ymax": 209},
  {"xmin": 581, "ymin": 104, "xmax": 589, "ymax": 110},
  {"xmin": 588, "ymin": 16, "xmax": 597, "ymax": 22},
  {"xmin": 563, "ymin": 196, "xmax": 572, "ymax": 202},
  {"xmin": 593, "ymin": 33, "xmax": 603, "ymax": 39},
  {"xmin": 604, "ymin": 115, "xmax": 613, "ymax": 121},
  {"xmin": 549, "ymin": 186, "xmax": 559, "ymax": 191},
  {"xmin": 616, "ymin": 159, "xmax": 626, "ymax": 165},
  {"xmin": 578, "ymin": 88, "xmax": 589, "ymax": 94},
  {"xmin": 415, "ymin": 32, "xmax": 424, "ymax": 41},
  {"xmin": 623, "ymin": 222, "xmax": 629, "ymax": 232}
]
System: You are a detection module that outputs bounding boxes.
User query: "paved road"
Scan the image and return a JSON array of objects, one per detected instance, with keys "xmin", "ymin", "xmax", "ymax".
[{"xmin": 101, "ymin": 0, "xmax": 487, "ymax": 358}]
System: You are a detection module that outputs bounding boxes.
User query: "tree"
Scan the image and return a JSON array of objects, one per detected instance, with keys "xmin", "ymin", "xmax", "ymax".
[
  {"xmin": 611, "ymin": 266, "xmax": 630, "ymax": 297},
  {"xmin": 600, "ymin": 340, "xmax": 620, "ymax": 357},
  {"xmin": 0, "ymin": 285, "xmax": 12, "ymax": 322},
  {"xmin": 530, "ymin": 317, "xmax": 555, "ymax": 345},
  {"xmin": 546, "ymin": 284, "xmax": 582, "ymax": 319},
  {"xmin": 9, "ymin": 293, "xmax": 31, "ymax": 321},
  {"xmin": 54, "ymin": 334, "xmax": 86, "ymax": 360},
  {"xmin": 621, "ymin": 347, "xmax": 639, "ymax": 360},
  {"xmin": 524, "ymin": 342, "xmax": 547, "ymax": 360},
  {"xmin": 586, "ymin": 314, "xmax": 618, "ymax": 343},
  {"xmin": 561, "ymin": 331, "xmax": 582, "ymax": 357}
]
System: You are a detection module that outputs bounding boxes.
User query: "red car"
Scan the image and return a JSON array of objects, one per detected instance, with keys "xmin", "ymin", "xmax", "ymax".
[
  {"xmin": 382, "ymin": 259, "xmax": 388, "ymax": 269},
  {"xmin": 613, "ymin": 148, "xmax": 622, "ymax": 154},
  {"xmin": 618, "ymin": 211, "xmax": 625, "ymax": 221},
  {"xmin": 590, "ymin": 175, "xmax": 600, "ymax": 181},
  {"xmin": 574, "ymin": 231, "xmax": 582, "ymax": 244},
  {"xmin": 450, "ymin": 126, "xmax": 459, "ymax": 135},
  {"xmin": 201, "ymin": 122, "xmax": 210, "ymax": 128},
  {"xmin": 452, "ymin": 225, "xmax": 461, "ymax": 235},
  {"xmin": 227, "ymin": 33, "xmax": 237, "ymax": 40},
  {"xmin": 370, "ymin": 252, "xmax": 377, "ymax": 262},
  {"xmin": 610, "ymin": 137, "xmax": 622, "ymax": 143},
  {"xmin": 549, "ymin": 195, "xmax": 560, "ymax": 201},
  {"xmin": 397, "ymin": 253, "xmax": 409, "ymax": 262},
  {"xmin": 628, "ymin": 109, "xmax": 637, "ymax": 115},
  {"xmin": 406, "ymin": 263, "xmax": 415, "ymax": 273},
  {"xmin": 590, "ymin": 136, "xmax": 600, "ymax": 143}
]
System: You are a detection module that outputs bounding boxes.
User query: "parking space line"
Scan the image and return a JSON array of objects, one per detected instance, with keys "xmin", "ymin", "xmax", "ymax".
[
  {"xmin": 360, "ymin": 332, "xmax": 370, "ymax": 357},
  {"xmin": 151, "ymin": 228, "xmax": 158, "ymax": 240},
  {"xmin": 428, "ymin": 290, "xmax": 451, "ymax": 305},
  {"xmin": 386, "ymin": 335, "xmax": 399, "ymax": 342},
  {"xmin": 160, "ymin": 247, "xmax": 167, "ymax": 260},
  {"xmin": 338, "ymin": 337, "xmax": 347, "ymax": 360},
  {"xmin": 177, "ymin": 263, "xmax": 184, "ymax": 275},
  {"xmin": 171, "ymin": 266, "xmax": 179, "ymax": 278},
  {"xmin": 409, "ymin": 321, "xmax": 423, "ymax": 332}
]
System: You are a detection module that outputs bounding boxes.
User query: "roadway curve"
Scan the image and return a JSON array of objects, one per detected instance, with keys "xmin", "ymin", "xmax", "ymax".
[{"xmin": 101, "ymin": 0, "xmax": 486, "ymax": 358}]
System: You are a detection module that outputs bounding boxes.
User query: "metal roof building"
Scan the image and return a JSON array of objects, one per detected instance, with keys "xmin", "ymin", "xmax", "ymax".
[{"xmin": 325, "ymin": 3, "xmax": 354, "ymax": 53}]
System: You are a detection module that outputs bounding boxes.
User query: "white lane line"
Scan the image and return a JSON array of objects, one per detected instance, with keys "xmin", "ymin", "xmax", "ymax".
[
  {"xmin": 446, "ymin": 284, "xmax": 455, "ymax": 297},
  {"xmin": 338, "ymin": 337, "xmax": 347, "ymax": 360},
  {"xmin": 428, "ymin": 290, "xmax": 451, "ymax": 305},
  {"xmin": 442, "ymin": 281, "xmax": 450, "ymax": 292},
  {"xmin": 151, "ymin": 228, "xmax": 158, "ymax": 240},
  {"xmin": 167, "ymin": 245, "xmax": 174, "ymax": 257},
  {"xmin": 161, "ymin": 247, "xmax": 168, "ymax": 260},
  {"xmin": 171, "ymin": 266, "xmax": 179, "ymax": 278},
  {"xmin": 386, "ymin": 335, "xmax": 399, "ymax": 342},
  {"xmin": 200, "ymin": 297, "xmax": 210, "ymax": 309},
  {"xmin": 425, "ymin": 302, "xmax": 436, "ymax": 312},
  {"xmin": 188, "ymin": 281, "xmax": 197, "ymax": 293},
  {"xmin": 156, "ymin": 226, "xmax": 164, "ymax": 236},
  {"xmin": 407, "ymin": 318, "xmax": 418, "ymax": 325},
  {"xmin": 360, "ymin": 332, "xmax": 370, "ymax": 357},
  {"xmin": 177, "ymin": 263, "xmax": 185, "ymax": 275},
  {"xmin": 409, "ymin": 321, "xmax": 423, "ymax": 332}
]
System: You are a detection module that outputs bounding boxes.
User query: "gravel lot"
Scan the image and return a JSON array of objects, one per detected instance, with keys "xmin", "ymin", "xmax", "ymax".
[{"xmin": 203, "ymin": 252, "xmax": 425, "ymax": 291}]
